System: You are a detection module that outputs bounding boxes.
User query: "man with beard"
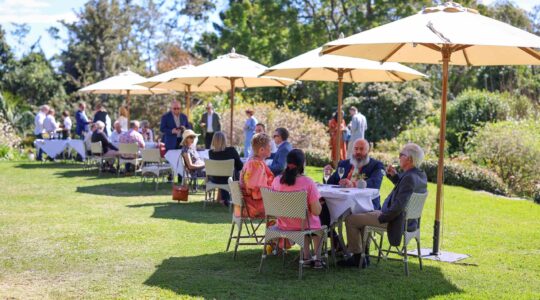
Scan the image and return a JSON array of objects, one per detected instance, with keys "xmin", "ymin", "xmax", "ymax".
[{"xmin": 323, "ymin": 138, "xmax": 384, "ymax": 209}]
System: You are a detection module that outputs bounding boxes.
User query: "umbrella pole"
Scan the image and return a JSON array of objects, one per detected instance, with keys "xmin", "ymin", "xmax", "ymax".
[
  {"xmin": 185, "ymin": 85, "xmax": 191, "ymax": 121},
  {"xmin": 335, "ymin": 70, "xmax": 345, "ymax": 167},
  {"xmin": 433, "ymin": 47, "xmax": 451, "ymax": 256},
  {"xmin": 229, "ymin": 78, "xmax": 236, "ymax": 143},
  {"xmin": 126, "ymin": 90, "xmax": 131, "ymax": 122}
]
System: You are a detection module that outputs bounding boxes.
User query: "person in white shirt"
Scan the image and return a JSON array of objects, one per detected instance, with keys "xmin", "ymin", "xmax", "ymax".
[
  {"xmin": 43, "ymin": 108, "xmax": 60, "ymax": 139},
  {"xmin": 109, "ymin": 121, "xmax": 125, "ymax": 144},
  {"xmin": 347, "ymin": 106, "xmax": 368, "ymax": 159},
  {"xmin": 34, "ymin": 105, "xmax": 50, "ymax": 161},
  {"xmin": 84, "ymin": 123, "xmax": 97, "ymax": 156},
  {"xmin": 61, "ymin": 110, "xmax": 72, "ymax": 139},
  {"xmin": 139, "ymin": 120, "xmax": 154, "ymax": 143},
  {"xmin": 118, "ymin": 106, "xmax": 129, "ymax": 132}
]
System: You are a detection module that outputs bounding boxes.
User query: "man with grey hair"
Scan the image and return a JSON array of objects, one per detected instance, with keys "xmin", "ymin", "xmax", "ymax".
[
  {"xmin": 91, "ymin": 121, "xmax": 118, "ymax": 159},
  {"xmin": 347, "ymin": 106, "xmax": 367, "ymax": 159},
  {"xmin": 338, "ymin": 143, "xmax": 427, "ymax": 268},
  {"xmin": 109, "ymin": 121, "xmax": 124, "ymax": 144},
  {"xmin": 34, "ymin": 105, "xmax": 50, "ymax": 161}
]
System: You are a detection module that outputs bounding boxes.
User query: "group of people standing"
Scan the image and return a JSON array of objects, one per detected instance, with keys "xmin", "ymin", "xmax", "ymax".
[{"xmin": 328, "ymin": 106, "xmax": 368, "ymax": 162}]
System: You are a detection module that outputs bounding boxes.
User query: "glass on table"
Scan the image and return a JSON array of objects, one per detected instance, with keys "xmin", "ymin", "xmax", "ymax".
[
  {"xmin": 338, "ymin": 167, "xmax": 345, "ymax": 179},
  {"xmin": 323, "ymin": 167, "xmax": 332, "ymax": 183}
]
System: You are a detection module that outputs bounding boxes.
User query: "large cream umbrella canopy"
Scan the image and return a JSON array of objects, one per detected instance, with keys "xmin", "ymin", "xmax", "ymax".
[
  {"xmin": 262, "ymin": 46, "xmax": 426, "ymax": 165},
  {"xmin": 138, "ymin": 65, "xmax": 229, "ymax": 120},
  {"xmin": 322, "ymin": 1, "xmax": 540, "ymax": 256},
  {"xmin": 79, "ymin": 70, "xmax": 167, "ymax": 119},
  {"xmin": 165, "ymin": 49, "xmax": 295, "ymax": 141}
]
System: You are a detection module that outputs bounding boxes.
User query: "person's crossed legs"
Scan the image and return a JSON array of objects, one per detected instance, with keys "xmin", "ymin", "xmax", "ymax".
[{"xmin": 339, "ymin": 210, "xmax": 386, "ymax": 267}]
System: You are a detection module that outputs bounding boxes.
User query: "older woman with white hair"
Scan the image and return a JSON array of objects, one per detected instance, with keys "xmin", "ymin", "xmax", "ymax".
[
  {"xmin": 91, "ymin": 121, "xmax": 119, "ymax": 158},
  {"xmin": 338, "ymin": 143, "xmax": 428, "ymax": 268}
]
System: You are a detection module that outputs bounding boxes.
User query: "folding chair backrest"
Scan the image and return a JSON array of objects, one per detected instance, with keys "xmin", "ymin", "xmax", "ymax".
[
  {"xmin": 404, "ymin": 192, "xmax": 428, "ymax": 220},
  {"xmin": 141, "ymin": 148, "xmax": 161, "ymax": 164},
  {"xmin": 228, "ymin": 178, "xmax": 244, "ymax": 207},
  {"xmin": 119, "ymin": 143, "xmax": 139, "ymax": 155},
  {"xmin": 204, "ymin": 159, "xmax": 234, "ymax": 177},
  {"xmin": 261, "ymin": 188, "xmax": 307, "ymax": 219},
  {"xmin": 90, "ymin": 142, "xmax": 102, "ymax": 155}
]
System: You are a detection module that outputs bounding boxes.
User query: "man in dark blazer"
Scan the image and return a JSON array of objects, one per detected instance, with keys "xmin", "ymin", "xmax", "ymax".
[
  {"xmin": 200, "ymin": 103, "xmax": 221, "ymax": 149},
  {"xmin": 269, "ymin": 127, "xmax": 293, "ymax": 176},
  {"xmin": 160, "ymin": 100, "xmax": 191, "ymax": 152},
  {"xmin": 338, "ymin": 143, "xmax": 427, "ymax": 268},
  {"xmin": 325, "ymin": 139, "xmax": 384, "ymax": 209}
]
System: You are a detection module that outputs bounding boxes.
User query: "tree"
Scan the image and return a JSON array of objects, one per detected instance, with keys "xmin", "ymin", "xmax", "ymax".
[{"xmin": 0, "ymin": 25, "xmax": 14, "ymax": 87}]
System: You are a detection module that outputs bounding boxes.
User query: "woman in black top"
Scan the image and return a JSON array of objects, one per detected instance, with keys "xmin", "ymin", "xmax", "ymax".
[{"xmin": 208, "ymin": 131, "xmax": 243, "ymax": 206}]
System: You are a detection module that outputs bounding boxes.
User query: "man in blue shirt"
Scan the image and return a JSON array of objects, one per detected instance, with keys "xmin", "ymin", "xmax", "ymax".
[
  {"xmin": 75, "ymin": 102, "xmax": 90, "ymax": 140},
  {"xmin": 269, "ymin": 127, "xmax": 292, "ymax": 176}
]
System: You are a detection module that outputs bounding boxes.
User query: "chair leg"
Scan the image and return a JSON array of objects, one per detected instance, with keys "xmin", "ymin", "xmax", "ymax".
[
  {"xmin": 416, "ymin": 237, "xmax": 423, "ymax": 270},
  {"xmin": 226, "ymin": 221, "xmax": 235, "ymax": 252},
  {"xmin": 329, "ymin": 228, "xmax": 337, "ymax": 267},
  {"xmin": 117, "ymin": 162, "xmax": 121, "ymax": 177},
  {"xmin": 233, "ymin": 220, "xmax": 243, "ymax": 260},
  {"xmin": 298, "ymin": 249, "xmax": 303, "ymax": 280},
  {"xmin": 403, "ymin": 244, "xmax": 409, "ymax": 276},
  {"xmin": 259, "ymin": 238, "xmax": 267, "ymax": 273},
  {"xmin": 377, "ymin": 233, "xmax": 384, "ymax": 264}
]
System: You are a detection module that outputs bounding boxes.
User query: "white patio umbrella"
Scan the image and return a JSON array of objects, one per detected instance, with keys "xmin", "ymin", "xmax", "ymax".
[
  {"xmin": 165, "ymin": 49, "xmax": 295, "ymax": 141},
  {"xmin": 321, "ymin": 1, "xmax": 540, "ymax": 258},
  {"xmin": 262, "ymin": 44, "xmax": 426, "ymax": 165},
  {"xmin": 79, "ymin": 70, "xmax": 167, "ymax": 119},
  {"xmin": 138, "ymin": 65, "xmax": 229, "ymax": 121}
]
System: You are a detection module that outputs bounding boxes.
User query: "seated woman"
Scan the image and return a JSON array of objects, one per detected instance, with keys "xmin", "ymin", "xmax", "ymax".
[
  {"xmin": 238, "ymin": 133, "xmax": 274, "ymax": 218},
  {"xmin": 139, "ymin": 120, "xmax": 154, "ymax": 143},
  {"xmin": 180, "ymin": 129, "xmax": 205, "ymax": 177},
  {"xmin": 209, "ymin": 131, "xmax": 243, "ymax": 206},
  {"xmin": 271, "ymin": 149, "xmax": 323, "ymax": 268},
  {"xmin": 91, "ymin": 121, "xmax": 118, "ymax": 158}
]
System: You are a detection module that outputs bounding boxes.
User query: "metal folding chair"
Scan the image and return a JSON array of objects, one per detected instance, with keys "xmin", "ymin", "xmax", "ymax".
[
  {"xmin": 204, "ymin": 159, "xmax": 234, "ymax": 208},
  {"xmin": 117, "ymin": 143, "xmax": 142, "ymax": 176},
  {"xmin": 140, "ymin": 148, "xmax": 172, "ymax": 190}
]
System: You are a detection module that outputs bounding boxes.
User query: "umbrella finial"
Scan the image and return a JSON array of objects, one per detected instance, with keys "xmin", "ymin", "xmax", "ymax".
[
  {"xmin": 231, "ymin": 47, "xmax": 236, "ymax": 54},
  {"xmin": 339, "ymin": 32, "xmax": 345, "ymax": 39}
]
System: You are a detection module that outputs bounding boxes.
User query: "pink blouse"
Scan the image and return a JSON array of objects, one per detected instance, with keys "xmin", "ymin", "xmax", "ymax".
[{"xmin": 271, "ymin": 176, "xmax": 321, "ymax": 230}]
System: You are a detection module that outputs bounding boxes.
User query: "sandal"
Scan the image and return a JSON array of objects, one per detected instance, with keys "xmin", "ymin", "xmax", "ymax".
[
  {"xmin": 313, "ymin": 260, "xmax": 326, "ymax": 269},
  {"xmin": 302, "ymin": 259, "xmax": 313, "ymax": 268}
]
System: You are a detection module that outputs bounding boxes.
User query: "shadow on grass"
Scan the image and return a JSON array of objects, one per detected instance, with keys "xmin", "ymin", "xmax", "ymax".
[
  {"xmin": 145, "ymin": 250, "xmax": 462, "ymax": 299},
  {"xmin": 15, "ymin": 162, "xmax": 84, "ymax": 170},
  {"xmin": 76, "ymin": 182, "xmax": 174, "ymax": 197},
  {"xmin": 127, "ymin": 201, "xmax": 230, "ymax": 224}
]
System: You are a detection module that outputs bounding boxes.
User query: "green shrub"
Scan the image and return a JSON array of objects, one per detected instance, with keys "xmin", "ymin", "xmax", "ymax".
[
  {"xmin": 446, "ymin": 89, "xmax": 511, "ymax": 153},
  {"xmin": 371, "ymin": 152, "xmax": 509, "ymax": 196},
  {"xmin": 468, "ymin": 120, "xmax": 540, "ymax": 199},
  {"xmin": 376, "ymin": 123, "xmax": 443, "ymax": 160},
  {"xmin": 305, "ymin": 150, "xmax": 331, "ymax": 167}
]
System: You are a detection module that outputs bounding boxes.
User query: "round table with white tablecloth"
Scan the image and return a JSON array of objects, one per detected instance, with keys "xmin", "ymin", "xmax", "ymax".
[{"xmin": 317, "ymin": 185, "xmax": 380, "ymax": 224}]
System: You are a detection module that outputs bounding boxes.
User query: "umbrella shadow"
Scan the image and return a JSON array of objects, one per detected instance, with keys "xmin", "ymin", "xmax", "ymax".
[
  {"xmin": 127, "ymin": 201, "xmax": 230, "ymax": 224},
  {"xmin": 15, "ymin": 162, "xmax": 83, "ymax": 170},
  {"xmin": 76, "ymin": 182, "xmax": 173, "ymax": 197},
  {"xmin": 145, "ymin": 251, "xmax": 462, "ymax": 299}
]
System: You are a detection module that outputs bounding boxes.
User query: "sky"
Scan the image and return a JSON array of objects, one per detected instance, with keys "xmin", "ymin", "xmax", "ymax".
[{"xmin": 0, "ymin": 0, "xmax": 538, "ymax": 59}]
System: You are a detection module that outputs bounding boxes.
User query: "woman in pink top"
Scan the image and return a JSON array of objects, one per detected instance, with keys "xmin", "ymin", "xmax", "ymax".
[
  {"xmin": 271, "ymin": 149, "xmax": 324, "ymax": 268},
  {"xmin": 238, "ymin": 133, "xmax": 274, "ymax": 219}
]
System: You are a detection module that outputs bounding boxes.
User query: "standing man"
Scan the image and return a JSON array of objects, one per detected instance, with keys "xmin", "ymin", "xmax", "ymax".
[
  {"xmin": 269, "ymin": 127, "xmax": 292, "ymax": 176},
  {"xmin": 160, "ymin": 100, "xmax": 191, "ymax": 153},
  {"xmin": 43, "ymin": 108, "xmax": 60, "ymax": 139},
  {"xmin": 75, "ymin": 102, "xmax": 90, "ymax": 140},
  {"xmin": 347, "ymin": 106, "xmax": 367, "ymax": 159},
  {"xmin": 200, "ymin": 103, "xmax": 221, "ymax": 149},
  {"xmin": 243, "ymin": 109, "xmax": 257, "ymax": 157},
  {"xmin": 34, "ymin": 105, "xmax": 49, "ymax": 161}
]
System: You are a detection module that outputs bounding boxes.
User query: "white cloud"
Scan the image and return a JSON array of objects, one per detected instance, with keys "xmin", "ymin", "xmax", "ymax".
[
  {"xmin": 0, "ymin": 0, "xmax": 77, "ymax": 24},
  {"xmin": 0, "ymin": 0, "xmax": 50, "ymax": 13}
]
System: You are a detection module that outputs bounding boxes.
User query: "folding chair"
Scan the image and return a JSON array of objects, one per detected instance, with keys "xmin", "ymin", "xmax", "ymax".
[
  {"xmin": 225, "ymin": 178, "xmax": 266, "ymax": 259},
  {"xmin": 203, "ymin": 159, "xmax": 234, "ymax": 208},
  {"xmin": 140, "ymin": 148, "xmax": 172, "ymax": 190},
  {"xmin": 364, "ymin": 191, "xmax": 429, "ymax": 276},
  {"xmin": 259, "ymin": 188, "xmax": 328, "ymax": 279},
  {"xmin": 117, "ymin": 143, "xmax": 142, "ymax": 176},
  {"xmin": 90, "ymin": 142, "xmax": 116, "ymax": 176}
]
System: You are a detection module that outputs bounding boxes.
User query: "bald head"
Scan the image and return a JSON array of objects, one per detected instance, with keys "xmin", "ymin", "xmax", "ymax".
[{"xmin": 352, "ymin": 138, "xmax": 370, "ymax": 162}]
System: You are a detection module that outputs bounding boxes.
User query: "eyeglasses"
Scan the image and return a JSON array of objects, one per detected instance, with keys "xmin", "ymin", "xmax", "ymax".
[
  {"xmin": 186, "ymin": 136, "xmax": 195, "ymax": 139},
  {"xmin": 172, "ymin": 107, "xmax": 181, "ymax": 110},
  {"xmin": 399, "ymin": 152, "xmax": 407, "ymax": 158},
  {"xmin": 273, "ymin": 135, "xmax": 280, "ymax": 138}
]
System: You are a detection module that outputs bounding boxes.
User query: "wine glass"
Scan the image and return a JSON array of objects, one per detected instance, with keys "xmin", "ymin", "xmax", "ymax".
[{"xmin": 338, "ymin": 167, "xmax": 345, "ymax": 179}]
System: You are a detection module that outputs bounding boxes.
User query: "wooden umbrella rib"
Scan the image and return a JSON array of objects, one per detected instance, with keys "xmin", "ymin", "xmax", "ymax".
[
  {"xmin": 274, "ymin": 79, "xmax": 288, "ymax": 86},
  {"xmin": 419, "ymin": 43, "xmax": 442, "ymax": 52},
  {"xmin": 381, "ymin": 43, "xmax": 406, "ymax": 63},
  {"xmin": 348, "ymin": 70, "xmax": 355, "ymax": 82},
  {"xmin": 295, "ymin": 68, "xmax": 311, "ymax": 80},
  {"xmin": 197, "ymin": 77, "xmax": 209, "ymax": 87},
  {"xmin": 519, "ymin": 47, "xmax": 540, "ymax": 61},
  {"xmin": 451, "ymin": 44, "xmax": 471, "ymax": 52},
  {"xmin": 241, "ymin": 77, "xmax": 247, "ymax": 87},
  {"xmin": 389, "ymin": 71, "xmax": 406, "ymax": 82},
  {"xmin": 462, "ymin": 48, "xmax": 472, "ymax": 67},
  {"xmin": 324, "ymin": 67, "xmax": 339, "ymax": 73},
  {"xmin": 321, "ymin": 45, "xmax": 348, "ymax": 55}
]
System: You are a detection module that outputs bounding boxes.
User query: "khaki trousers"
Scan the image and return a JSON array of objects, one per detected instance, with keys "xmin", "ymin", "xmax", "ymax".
[{"xmin": 345, "ymin": 210, "xmax": 386, "ymax": 254}]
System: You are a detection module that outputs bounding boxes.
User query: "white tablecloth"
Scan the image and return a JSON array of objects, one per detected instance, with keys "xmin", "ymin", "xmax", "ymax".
[
  {"xmin": 34, "ymin": 139, "xmax": 87, "ymax": 159},
  {"xmin": 318, "ymin": 185, "xmax": 379, "ymax": 224},
  {"xmin": 164, "ymin": 149, "xmax": 209, "ymax": 176}
]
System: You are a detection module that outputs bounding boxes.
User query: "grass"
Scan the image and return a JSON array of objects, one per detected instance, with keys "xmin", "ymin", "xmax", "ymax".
[{"xmin": 0, "ymin": 161, "xmax": 539, "ymax": 299}]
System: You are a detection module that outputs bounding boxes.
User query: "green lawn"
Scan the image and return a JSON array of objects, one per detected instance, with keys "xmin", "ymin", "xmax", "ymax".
[{"xmin": 1, "ymin": 161, "xmax": 539, "ymax": 299}]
